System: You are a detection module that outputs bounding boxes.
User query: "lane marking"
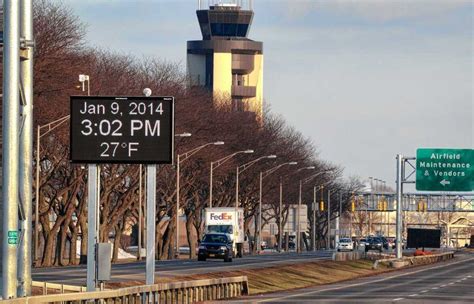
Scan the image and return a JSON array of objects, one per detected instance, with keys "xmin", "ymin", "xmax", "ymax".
[
  {"xmin": 409, "ymin": 294, "xmax": 418, "ymax": 297},
  {"xmin": 431, "ymin": 287, "xmax": 439, "ymax": 290},
  {"xmin": 440, "ymin": 284, "xmax": 447, "ymax": 287},
  {"xmin": 393, "ymin": 298, "xmax": 404, "ymax": 301},
  {"xmin": 448, "ymin": 282, "xmax": 454, "ymax": 285},
  {"xmin": 420, "ymin": 290, "xmax": 429, "ymax": 293},
  {"xmin": 254, "ymin": 256, "xmax": 474, "ymax": 303}
]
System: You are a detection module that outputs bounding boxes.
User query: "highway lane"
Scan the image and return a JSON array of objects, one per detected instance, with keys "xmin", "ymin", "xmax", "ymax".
[
  {"xmin": 32, "ymin": 250, "xmax": 332, "ymax": 285},
  {"xmin": 231, "ymin": 252, "xmax": 474, "ymax": 303}
]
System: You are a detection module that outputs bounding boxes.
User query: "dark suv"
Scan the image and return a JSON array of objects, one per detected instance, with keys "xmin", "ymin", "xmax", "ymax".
[
  {"xmin": 198, "ymin": 233, "xmax": 233, "ymax": 262},
  {"xmin": 365, "ymin": 237, "xmax": 383, "ymax": 252}
]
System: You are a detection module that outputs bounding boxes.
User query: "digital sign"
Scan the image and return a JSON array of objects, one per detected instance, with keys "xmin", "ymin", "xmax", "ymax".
[{"xmin": 70, "ymin": 96, "xmax": 174, "ymax": 164}]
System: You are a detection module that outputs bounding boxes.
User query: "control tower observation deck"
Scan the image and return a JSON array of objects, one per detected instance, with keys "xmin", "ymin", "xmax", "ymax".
[{"xmin": 187, "ymin": 1, "xmax": 263, "ymax": 119}]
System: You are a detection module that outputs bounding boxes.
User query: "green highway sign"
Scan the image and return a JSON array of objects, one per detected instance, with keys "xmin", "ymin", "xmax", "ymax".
[
  {"xmin": 7, "ymin": 230, "xmax": 19, "ymax": 245},
  {"xmin": 416, "ymin": 148, "xmax": 474, "ymax": 191}
]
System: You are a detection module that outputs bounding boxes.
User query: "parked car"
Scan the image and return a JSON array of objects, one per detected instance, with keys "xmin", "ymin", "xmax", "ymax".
[
  {"xmin": 365, "ymin": 237, "xmax": 383, "ymax": 252},
  {"xmin": 337, "ymin": 238, "xmax": 354, "ymax": 252},
  {"xmin": 198, "ymin": 233, "xmax": 233, "ymax": 262}
]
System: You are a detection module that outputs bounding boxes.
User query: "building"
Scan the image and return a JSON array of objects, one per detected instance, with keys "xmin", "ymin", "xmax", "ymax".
[{"xmin": 187, "ymin": 1, "xmax": 263, "ymax": 119}]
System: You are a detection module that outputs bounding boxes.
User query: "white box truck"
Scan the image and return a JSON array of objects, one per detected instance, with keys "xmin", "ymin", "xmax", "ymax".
[{"xmin": 204, "ymin": 207, "xmax": 245, "ymax": 257}]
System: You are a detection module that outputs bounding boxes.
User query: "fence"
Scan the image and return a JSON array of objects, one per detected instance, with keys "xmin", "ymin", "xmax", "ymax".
[{"xmin": 1, "ymin": 276, "xmax": 249, "ymax": 304}]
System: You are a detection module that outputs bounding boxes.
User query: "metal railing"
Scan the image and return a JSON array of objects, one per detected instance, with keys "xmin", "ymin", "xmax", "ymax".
[
  {"xmin": 1, "ymin": 276, "xmax": 249, "ymax": 303},
  {"xmin": 32, "ymin": 281, "xmax": 87, "ymax": 295}
]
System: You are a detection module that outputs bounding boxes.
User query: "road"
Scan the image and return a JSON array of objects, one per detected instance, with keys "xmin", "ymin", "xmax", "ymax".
[
  {"xmin": 231, "ymin": 252, "xmax": 474, "ymax": 303},
  {"xmin": 32, "ymin": 250, "xmax": 332, "ymax": 286}
]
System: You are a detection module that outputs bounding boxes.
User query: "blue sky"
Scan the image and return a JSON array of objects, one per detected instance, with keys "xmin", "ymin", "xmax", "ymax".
[{"xmin": 66, "ymin": 0, "xmax": 473, "ymax": 190}]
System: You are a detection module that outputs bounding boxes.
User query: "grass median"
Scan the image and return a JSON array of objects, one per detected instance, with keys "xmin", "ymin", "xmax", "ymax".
[{"xmin": 107, "ymin": 259, "xmax": 392, "ymax": 294}]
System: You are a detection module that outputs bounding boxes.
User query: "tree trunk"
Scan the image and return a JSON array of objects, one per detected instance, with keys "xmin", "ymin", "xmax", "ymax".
[
  {"xmin": 112, "ymin": 224, "xmax": 122, "ymax": 262},
  {"xmin": 79, "ymin": 216, "xmax": 88, "ymax": 265},
  {"xmin": 185, "ymin": 213, "xmax": 197, "ymax": 259},
  {"xmin": 69, "ymin": 222, "xmax": 78, "ymax": 265}
]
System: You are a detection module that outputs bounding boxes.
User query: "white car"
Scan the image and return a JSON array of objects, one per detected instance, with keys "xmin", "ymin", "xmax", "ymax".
[{"xmin": 337, "ymin": 238, "xmax": 354, "ymax": 252}]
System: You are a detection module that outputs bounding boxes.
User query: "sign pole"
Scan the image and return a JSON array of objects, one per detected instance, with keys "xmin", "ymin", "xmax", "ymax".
[
  {"xmin": 146, "ymin": 165, "xmax": 156, "ymax": 285},
  {"xmin": 396, "ymin": 154, "xmax": 403, "ymax": 259},
  {"xmin": 2, "ymin": 0, "xmax": 21, "ymax": 299},
  {"xmin": 18, "ymin": 0, "xmax": 34, "ymax": 297},
  {"xmin": 86, "ymin": 164, "xmax": 98, "ymax": 291}
]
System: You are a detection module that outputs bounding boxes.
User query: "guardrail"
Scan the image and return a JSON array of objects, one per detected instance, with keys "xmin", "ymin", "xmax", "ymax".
[
  {"xmin": 372, "ymin": 251, "xmax": 455, "ymax": 269},
  {"xmin": 1, "ymin": 276, "xmax": 249, "ymax": 304},
  {"xmin": 32, "ymin": 281, "xmax": 87, "ymax": 295}
]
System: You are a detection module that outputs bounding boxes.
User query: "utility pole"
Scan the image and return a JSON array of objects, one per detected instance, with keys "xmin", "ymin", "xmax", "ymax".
[
  {"xmin": 278, "ymin": 178, "xmax": 283, "ymax": 252},
  {"xmin": 2, "ymin": 0, "xmax": 21, "ymax": 298},
  {"xmin": 327, "ymin": 190, "xmax": 331, "ymax": 249},
  {"xmin": 312, "ymin": 186, "xmax": 316, "ymax": 251}
]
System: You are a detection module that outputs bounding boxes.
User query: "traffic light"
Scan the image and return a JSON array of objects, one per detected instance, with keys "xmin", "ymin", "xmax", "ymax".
[
  {"xmin": 417, "ymin": 200, "xmax": 428, "ymax": 212},
  {"xmin": 319, "ymin": 201, "xmax": 325, "ymax": 211},
  {"xmin": 351, "ymin": 200, "xmax": 356, "ymax": 212}
]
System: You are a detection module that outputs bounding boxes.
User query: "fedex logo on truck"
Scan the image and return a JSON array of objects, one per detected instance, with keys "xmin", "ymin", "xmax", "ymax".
[{"xmin": 210, "ymin": 213, "xmax": 232, "ymax": 221}]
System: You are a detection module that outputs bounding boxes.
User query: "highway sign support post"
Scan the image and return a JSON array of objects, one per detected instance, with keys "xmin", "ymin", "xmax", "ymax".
[
  {"xmin": 395, "ymin": 155, "xmax": 403, "ymax": 259},
  {"xmin": 18, "ymin": 0, "xmax": 34, "ymax": 297},
  {"xmin": 146, "ymin": 165, "xmax": 156, "ymax": 285},
  {"xmin": 86, "ymin": 165, "xmax": 98, "ymax": 291},
  {"xmin": 2, "ymin": 0, "xmax": 21, "ymax": 298}
]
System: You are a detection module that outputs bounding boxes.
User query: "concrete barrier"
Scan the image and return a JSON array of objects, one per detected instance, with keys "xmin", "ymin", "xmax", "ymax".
[
  {"xmin": 372, "ymin": 251, "xmax": 455, "ymax": 269},
  {"xmin": 332, "ymin": 251, "xmax": 363, "ymax": 261},
  {"xmin": 0, "ymin": 276, "xmax": 249, "ymax": 304}
]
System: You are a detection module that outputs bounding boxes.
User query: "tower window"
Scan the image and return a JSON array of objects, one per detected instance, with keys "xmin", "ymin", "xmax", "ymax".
[{"xmin": 210, "ymin": 23, "xmax": 248, "ymax": 37}]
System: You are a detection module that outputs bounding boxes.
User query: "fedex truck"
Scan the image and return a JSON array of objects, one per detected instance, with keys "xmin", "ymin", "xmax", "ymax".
[{"xmin": 205, "ymin": 207, "xmax": 245, "ymax": 257}]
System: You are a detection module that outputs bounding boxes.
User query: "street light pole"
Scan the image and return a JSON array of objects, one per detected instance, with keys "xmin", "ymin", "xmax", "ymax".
[
  {"xmin": 258, "ymin": 162, "xmax": 297, "ymax": 253},
  {"xmin": 235, "ymin": 155, "xmax": 277, "ymax": 208},
  {"xmin": 175, "ymin": 140, "xmax": 223, "ymax": 258},
  {"xmin": 278, "ymin": 178, "xmax": 283, "ymax": 252},
  {"xmin": 209, "ymin": 149, "xmax": 254, "ymax": 208}
]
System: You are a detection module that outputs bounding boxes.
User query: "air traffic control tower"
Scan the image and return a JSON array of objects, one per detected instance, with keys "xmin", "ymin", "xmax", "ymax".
[{"xmin": 187, "ymin": 0, "xmax": 263, "ymax": 119}]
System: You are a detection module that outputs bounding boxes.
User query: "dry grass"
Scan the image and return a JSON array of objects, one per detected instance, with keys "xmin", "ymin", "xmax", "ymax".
[{"xmin": 106, "ymin": 259, "xmax": 392, "ymax": 294}]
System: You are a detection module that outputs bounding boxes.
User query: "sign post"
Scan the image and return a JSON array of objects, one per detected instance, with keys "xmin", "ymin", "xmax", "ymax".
[
  {"xmin": 71, "ymin": 96, "xmax": 174, "ymax": 288},
  {"xmin": 416, "ymin": 148, "xmax": 473, "ymax": 192}
]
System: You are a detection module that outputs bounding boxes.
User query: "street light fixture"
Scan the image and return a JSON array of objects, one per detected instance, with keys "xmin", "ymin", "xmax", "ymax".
[
  {"xmin": 235, "ymin": 154, "xmax": 277, "ymax": 208},
  {"xmin": 175, "ymin": 141, "xmax": 224, "ymax": 258},
  {"xmin": 209, "ymin": 149, "xmax": 254, "ymax": 208},
  {"xmin": 257, "ymin": 161, "xmax": 298, "ymax": 253},
  {"xmin": 175, "ymin": 132, "xmax": 192, "ymax": 137}
]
